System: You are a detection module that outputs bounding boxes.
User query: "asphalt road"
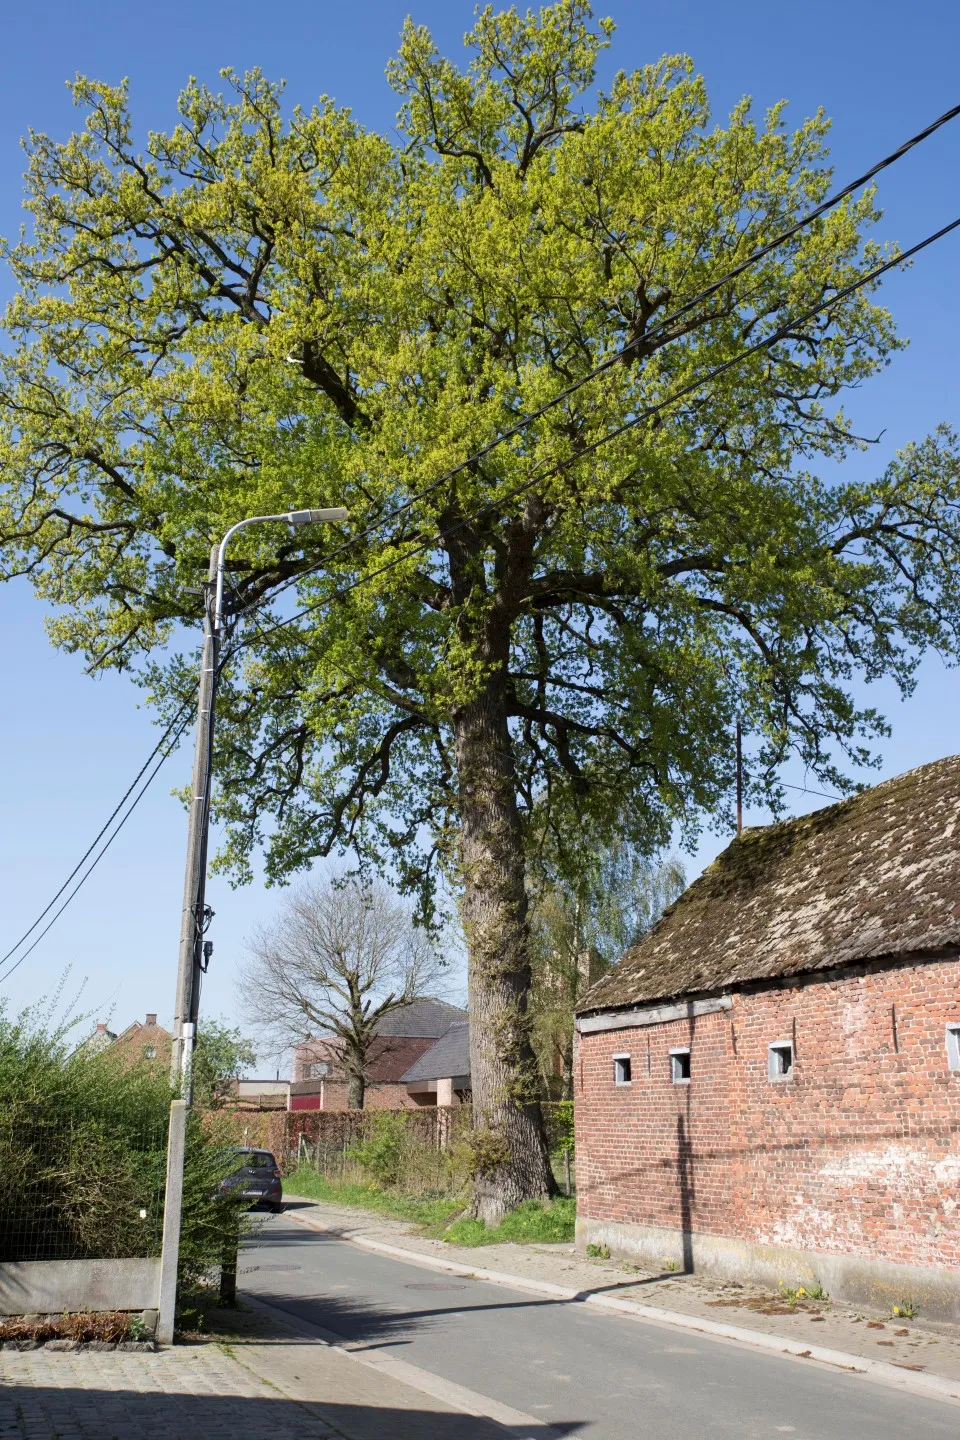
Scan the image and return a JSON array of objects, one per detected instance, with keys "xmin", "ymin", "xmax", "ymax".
[{"xmin": 238, "ymin": 1210, "xmax": 957, "ymax": 1439}]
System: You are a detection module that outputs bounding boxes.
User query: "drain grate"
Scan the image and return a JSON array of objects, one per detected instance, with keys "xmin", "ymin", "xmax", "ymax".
[{"xmin": 404, "ymin": 1282, "xmax": 467, "ymax": 1291}]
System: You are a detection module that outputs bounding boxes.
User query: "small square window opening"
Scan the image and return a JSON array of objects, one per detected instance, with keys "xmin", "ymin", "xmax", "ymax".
[
  {"xmin": 947, "ymin": 1025, "xmax": 960, "ymax": 1073},
  {"xmin": 614, "ymin": 1055, "xmax": 632, "ymax": 1086},
  {"xmin": 768, "ymin": 1042, "xmax": 793, "ymax": 1081},
  {"xmin": 144, "ymin": 1046, "xmax": 157, "ymax": 1059},
  {"xmin": 670, "ymin": 1049, "xmax": 691, "ymax": 1083}
]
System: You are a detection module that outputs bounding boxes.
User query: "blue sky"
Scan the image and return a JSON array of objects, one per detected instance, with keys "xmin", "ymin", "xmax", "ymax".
[{"xmin": 1, "ymin": 0, "xmax": 958, "ymax": 1049}]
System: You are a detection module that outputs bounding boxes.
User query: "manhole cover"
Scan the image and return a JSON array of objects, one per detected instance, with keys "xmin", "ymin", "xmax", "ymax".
[
  {"xmin": 404, "ymin": 1282, "xmax": 467, "ymax": 1291},
  {"xmin": 239, "ymin": 1264, "xmax": 302, "ymax": 1274}
]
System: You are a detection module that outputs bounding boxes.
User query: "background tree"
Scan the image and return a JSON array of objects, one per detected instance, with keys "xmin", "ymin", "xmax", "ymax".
[
  {"xmin": 192, "ymin": 1018, "xmax": 257, "ymax": 1110},
  {"xmin": 242, "ymin": 876, "xmax": 440, "ymax": 1109},
  {"xmin": 3, "ymin": 3, "xmax": 960, "ymax": 1218},
  {"xmin": 529, "ymin": 840, "xmax": 685, "ymax": 1097}
]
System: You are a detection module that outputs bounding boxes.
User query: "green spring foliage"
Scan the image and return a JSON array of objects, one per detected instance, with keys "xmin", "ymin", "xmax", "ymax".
[
  {"xmin": 285, "ymin": 1167, "xmax": 464, "ymax": 1230},
  {"xmin": 1, "ymin": 1, "xmax": 958, "ymax": 922},
  {"xmin": 444, "ymin": 1198, "xmax": 576, "ymax": 1247},
  {"xmin": 0, "ymin": 1001, "xmax": 248, "ymax": 1298}
]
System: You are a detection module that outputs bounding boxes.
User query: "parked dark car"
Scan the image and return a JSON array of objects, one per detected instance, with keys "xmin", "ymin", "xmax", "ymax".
[{"xmin": 219, "ymin": 1147, "xmax": 283, "ymax": 1213}]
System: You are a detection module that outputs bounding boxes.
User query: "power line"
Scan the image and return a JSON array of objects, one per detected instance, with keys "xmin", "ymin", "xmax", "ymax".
[
  {"xmin": 6, "ymin": 117, "xmax": 958, "ymax": 978},
  {"xmin": 0, "ymin": 700, "xmax": 195, "ymax": 986},
  {"xmin": 239, "ymin": 211, "xmax": 960, "ymax": 652},
  {"xmin": 781, "ymin": 780, "xmax": 844, "ymax": 802},
  {"xmin": 235, "ymin": 99, "xmax": 960, "ymax": 619}
]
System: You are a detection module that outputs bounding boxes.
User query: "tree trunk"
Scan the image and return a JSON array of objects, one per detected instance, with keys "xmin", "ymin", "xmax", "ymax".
[
  {"xmin": 455, "ymin": 680, "xmax": 557, "ymax": 1225},
  {"xmin": 561, "ymin": 1031, "xmax": 574, "ymax": 1101},
  {"xmin": 347, "ymin": 1071, "xmax": 365, "ymax": 1109}
]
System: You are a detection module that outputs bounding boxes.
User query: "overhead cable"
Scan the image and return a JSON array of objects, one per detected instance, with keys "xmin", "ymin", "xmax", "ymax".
[
  {"xmin": 237, "ymin": 99, "xmax": 960, "ymax": 618},
  {"xmin": 242, "ymin": 212, "xmax": 960, "ymax": 650},
  {"xmin": 0, "ymin": 700, "xmax": 195, "ymax": 985}
]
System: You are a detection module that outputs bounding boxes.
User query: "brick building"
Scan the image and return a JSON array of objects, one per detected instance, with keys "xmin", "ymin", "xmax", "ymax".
[
  {"xmin": 290, "ymin": 999, "xmax": 467, "ymax": 1111},
  {"xmin": 400, "ymin": 1021, "xmax": 471, "ymax": 1106},
  {"xmin": 78, "ymin": 1013, "xmax": 171, "ymax": 1067},
  {"xmin": 575, "ymin": 757, "xmax": 960, "ymax": 1320}
]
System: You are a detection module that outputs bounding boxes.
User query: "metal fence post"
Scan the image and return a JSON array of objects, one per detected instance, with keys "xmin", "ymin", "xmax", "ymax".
[{"xmin": 157, "ymin": 1099, "xmax": 188, "ymax": 1345}]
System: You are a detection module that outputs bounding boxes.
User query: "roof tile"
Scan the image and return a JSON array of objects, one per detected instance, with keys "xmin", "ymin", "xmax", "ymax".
[{"xmin": 579, "ymin": 756, "xmax": 960, "ymax": 1014}]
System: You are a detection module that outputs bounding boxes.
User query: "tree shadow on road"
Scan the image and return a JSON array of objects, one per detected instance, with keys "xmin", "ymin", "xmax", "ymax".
[{"xmin": 0, "ymin": 1384, "xmax": 586, "ymax": 1440}]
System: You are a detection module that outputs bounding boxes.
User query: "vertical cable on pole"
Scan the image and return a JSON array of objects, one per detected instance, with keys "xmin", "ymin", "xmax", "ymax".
[{"xmin": 742, "ymin": 717, "xmax": 748, "ymax": 840}]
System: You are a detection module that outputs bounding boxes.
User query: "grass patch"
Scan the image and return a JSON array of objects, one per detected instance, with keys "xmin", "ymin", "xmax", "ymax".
[
  {"xmin": 585, "ymin": 1241, "xmax": 610, "ymax": 1259},
  {"xmin": 284, "ymin": 1166, "xmax": 464, "ymax": 1229},
  {"xmin": 285, "ymin": 1169, "xmax": 576, "ymax": 1248},
  {"xmin": 443, "ymin": 1198, "xmax": 575, "ymax": 1247}
]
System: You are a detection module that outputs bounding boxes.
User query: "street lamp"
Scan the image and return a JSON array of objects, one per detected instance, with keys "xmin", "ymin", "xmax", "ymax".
[
  {"xmin": 157, "ymin": 505, "xmax": 348, "ymax": 1343},
  {"xmin": 213, "ymin": 508, "xmax": 349, "ymax": 633},
  {"xmin": 173, "ymin": 505, "xmax": 349, "ymax": 1087}
]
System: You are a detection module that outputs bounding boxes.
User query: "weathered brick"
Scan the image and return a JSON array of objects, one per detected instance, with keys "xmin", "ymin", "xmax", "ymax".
[{"xmin": 575, "ymin": 955, "xmax": 960, "ymax": 1272}]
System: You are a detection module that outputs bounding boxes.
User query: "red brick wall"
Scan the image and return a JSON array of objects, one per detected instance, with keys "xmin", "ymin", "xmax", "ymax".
[
  {"xmin": 110, "ymin": 1022, "xmax": 172, "ymax": 1069},
  {"xmin": 292, "ymin": 1036, "xmax": 437, "ymax": 1084},
  {"xmin": 290, "ymin": 1081, "xmax": 423, "ymax": 1111},
  {"xmin": 575, "ymin": 956, "xmax": 960, "ymax": 1272}
]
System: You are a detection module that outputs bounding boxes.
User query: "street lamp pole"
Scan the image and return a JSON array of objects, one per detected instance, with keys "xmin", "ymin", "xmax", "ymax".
[
  {"xmin": 169, "ymin": 507, "xmax": 348, "ymax": 1090},
  {"xmin": 158, "ymin": 506, "xmax": 347, "ymax": 1343}
]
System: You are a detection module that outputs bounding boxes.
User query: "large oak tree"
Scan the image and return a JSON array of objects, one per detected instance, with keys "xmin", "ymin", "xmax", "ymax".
[{"xmin": 3, "ymin": 3, "xmax": 960, "ymax": 1218}]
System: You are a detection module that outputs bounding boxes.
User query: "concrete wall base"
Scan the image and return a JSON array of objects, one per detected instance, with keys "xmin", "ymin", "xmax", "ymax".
[
  {"xmin": 0, "ymin": 1259, "xmax": 161, "ymax": 1316},
  {"xmin": 576, "ymin": 1216, "xmax": 960, "ymax": 1323}
]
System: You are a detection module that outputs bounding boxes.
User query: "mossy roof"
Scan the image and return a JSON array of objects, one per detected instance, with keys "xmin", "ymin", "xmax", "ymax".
[{"xmin": 578, "ymin": 755, "xmax": 960, "ymax": 1015}]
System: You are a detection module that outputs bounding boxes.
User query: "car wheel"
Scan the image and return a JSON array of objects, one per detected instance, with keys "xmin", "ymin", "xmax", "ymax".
[{"xmin": 270, "ymin": 1202, "xmax": 284, "ymax": 1214}]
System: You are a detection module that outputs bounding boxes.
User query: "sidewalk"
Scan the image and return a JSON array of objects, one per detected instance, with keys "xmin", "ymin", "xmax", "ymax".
[
  {"xmin": 283, "ymin": 1193, "xmax": 960, "ymax": 1396},
  {"xmin": 0, "ymin": 1301, "xmax": 543, "ymax": 1440}
]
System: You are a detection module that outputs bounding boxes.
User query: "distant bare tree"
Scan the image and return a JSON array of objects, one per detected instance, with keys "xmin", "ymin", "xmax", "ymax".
[{"xmin": 242, "ymin": 876, "xmax": 441, "ymax": 1108}]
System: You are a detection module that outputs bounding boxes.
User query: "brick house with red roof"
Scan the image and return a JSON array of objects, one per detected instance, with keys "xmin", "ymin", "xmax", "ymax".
[{"xmin": 79, "ymin": 1013, "xmax": 171, "ymax": 1068}]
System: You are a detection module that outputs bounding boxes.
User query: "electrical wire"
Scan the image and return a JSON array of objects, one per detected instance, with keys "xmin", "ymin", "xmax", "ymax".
[
  {"xmin": 5, "ymin": 113, "xmax": 958, "ymax": 978},
  {"xmin": 0, "ymin": 701, "xmax": 195, "ymax": 986},
  {"xmin": 234, "ymin": 99, "xmax": 960, "ymax": 620},
  {"xmin": 781, "ymin": 781, "xmax": 844, "ymax": 802},
  {"xmin": 240, "ymin": 211, "xmax": 960, "ymax": 652},
  {"xmin": 0, "ymin": 694, "xmax": 196, "ymax": 974}
]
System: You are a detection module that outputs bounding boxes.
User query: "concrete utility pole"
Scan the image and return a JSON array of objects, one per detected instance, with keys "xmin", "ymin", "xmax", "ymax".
[
  {"xmin": 169, "ymin": 546, "xmax": 219, "ymax": 1092},
  {"xmin": 157, "ymin": 506, "xmax": 348, "ymax": 1344}
]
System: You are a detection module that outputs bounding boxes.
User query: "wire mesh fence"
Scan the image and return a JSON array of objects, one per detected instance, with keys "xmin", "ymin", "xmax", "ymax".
[
  {"xmin": 281, "ymin": 1100, "xmax": 576, "ymax": 1199},
  {"xmin": 0, "ymin": 1103, "xmax": 168, "ymax": 1262}
]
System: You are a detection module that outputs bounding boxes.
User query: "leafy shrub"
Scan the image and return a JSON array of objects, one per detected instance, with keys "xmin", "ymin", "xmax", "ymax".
[
  {"xmin": 348, "ymin": 1111, "xmax": 409, "ymax": 1188},
  {"xmin": 0, "ymin": 998, "xmax": 247, "ymax": 1313},
  {"xmin": 549, "ymin": 1100, "xmax": 575, "ymax": 1156}
]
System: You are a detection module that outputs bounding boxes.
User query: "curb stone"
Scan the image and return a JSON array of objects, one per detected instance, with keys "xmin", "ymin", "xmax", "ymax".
[{"xmin": 285, "ymin": 1209, "xmax": 960, "ymax": 1409}]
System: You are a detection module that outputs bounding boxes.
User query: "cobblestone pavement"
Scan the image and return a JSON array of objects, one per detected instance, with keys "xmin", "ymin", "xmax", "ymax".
[{"xmin": 0, "ymin": 1346, "xmax": 339, "ymax": 1439}]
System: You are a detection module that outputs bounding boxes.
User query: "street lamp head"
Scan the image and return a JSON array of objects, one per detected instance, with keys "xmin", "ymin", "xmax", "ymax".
[{"xmin": 287, "ymin": 507, "xmax": 349, "ymax": 526}]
